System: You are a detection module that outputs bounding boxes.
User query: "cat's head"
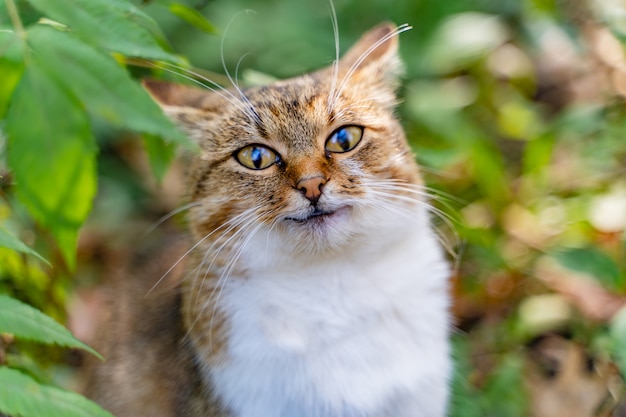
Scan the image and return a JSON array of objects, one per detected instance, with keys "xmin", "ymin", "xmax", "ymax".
[{"xmin": 144, "ymin": 23, "xmax": 426, "ymax": 257}]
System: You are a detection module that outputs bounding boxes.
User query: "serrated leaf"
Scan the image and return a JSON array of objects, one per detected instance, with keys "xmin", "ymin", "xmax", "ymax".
[
  {"xmin": 168, "ymin": 3, "xmax": 218, "ymax": 34},
  {"xmin": 0, "ymin": 295, "xmax": 101, "ymax": 358},
  {"xmin": 28, "ymin": 26, "xmax": 193, "ymax": 149},
  {"xmin": 553, "ymin": 247, "xmax": 623, "ymax": 292},
  {"xmin": 0, "ymin": 227, "xmax": 48, "ymax": 264},
  {"xmin": 25, "ymin": 0, "xmax": 180, "ymax": 62},
  {"xmin": 0, "ymin": 367, "xmax": 114, "ymax": 417},
  {"xmin": 143, "ymin": 134, "xmax": 176, "ymax": 183},
  {"xmin": 6, "ymin": 63, "xmax": 97, "ymax": 269}
]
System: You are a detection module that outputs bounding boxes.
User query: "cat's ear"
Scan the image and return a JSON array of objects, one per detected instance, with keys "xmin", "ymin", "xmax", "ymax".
[
  {"xmin": 142, "ymin": 79, "xmax": 215, "ymax": 109},
  {"xmin": 143, "ymin": 79, "xmax": 219, "ymax": 135},
  {"xmin": 337, "ymin": 22, "xmax": 404, "ymax": 89}
]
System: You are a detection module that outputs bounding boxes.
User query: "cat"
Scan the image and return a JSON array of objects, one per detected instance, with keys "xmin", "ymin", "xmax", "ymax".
[{"xmin": 84, "ymin": 22, "xmax": 452, "ymax": 417}]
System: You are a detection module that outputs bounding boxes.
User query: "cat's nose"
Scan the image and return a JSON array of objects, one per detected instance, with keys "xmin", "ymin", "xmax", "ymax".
[{"xmin": 297, "ymin": 176, "xmax": 327, "ymax": 206}]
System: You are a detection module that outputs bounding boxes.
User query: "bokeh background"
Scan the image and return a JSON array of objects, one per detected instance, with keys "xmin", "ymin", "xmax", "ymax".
[{"xmin": 1, "ymin": 0, "xmax": 626, "ymax": 416}]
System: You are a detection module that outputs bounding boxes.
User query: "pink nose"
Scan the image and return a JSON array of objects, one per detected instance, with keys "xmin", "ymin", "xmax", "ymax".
[{"xmin": 297, "ymin": 176, "xmax": 327, "ymax": 205}]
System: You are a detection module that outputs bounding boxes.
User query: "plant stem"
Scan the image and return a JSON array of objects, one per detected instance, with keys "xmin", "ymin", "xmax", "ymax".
[{"xmin": 4, "ymin": 0, "xmax": 26, "ymax": 40}]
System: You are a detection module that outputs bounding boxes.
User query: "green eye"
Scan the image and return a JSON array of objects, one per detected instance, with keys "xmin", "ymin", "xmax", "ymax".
[
  {"xmin": 235, "ymin": 145, "xmax": 279, "ymax": 170},
  {"xmin": 325, "ymin": 126, "xmax": 363, "ymax": 153}
]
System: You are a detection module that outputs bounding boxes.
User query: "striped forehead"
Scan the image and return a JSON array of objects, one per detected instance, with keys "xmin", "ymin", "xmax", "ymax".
[{"xmin": 244, "ymin": 79, "xmax": 330, "ymax": 153}]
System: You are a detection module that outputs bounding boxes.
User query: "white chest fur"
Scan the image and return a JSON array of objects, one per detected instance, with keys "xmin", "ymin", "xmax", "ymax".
[{"xmin": 201, "ymin": 215, "xmax": 451, "ymax": 417}]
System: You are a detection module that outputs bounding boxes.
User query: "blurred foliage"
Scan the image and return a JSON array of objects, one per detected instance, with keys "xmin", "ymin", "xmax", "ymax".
[
  {"xmin": 1, "ymin": 0, "xmax": 626, "ymax": 416},
  {"xmin": 0, "ymin": 0, "xmax": 192, "ymax": 415}
]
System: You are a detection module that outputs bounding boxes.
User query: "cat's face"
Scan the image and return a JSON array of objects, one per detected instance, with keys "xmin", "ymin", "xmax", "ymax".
[{"xmin": 145, "ymin": 23, "xmax": 424, "ymax": 256}]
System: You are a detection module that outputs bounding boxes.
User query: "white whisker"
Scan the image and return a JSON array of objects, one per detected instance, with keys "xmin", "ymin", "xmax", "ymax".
[
  {"xmin": 362, "ymin": 178, "xmax": 460, "ymax": 259},
  {"xmin": 220, "ymin": 10, "xmax": 262, "ymax": 125},
  {"xmin": 142, "ymin": 202, "xmax": 201, "ymax": 237},
  {"xmin": 147, "ymin": 205, "xmax": 260, "ymax": 296},
  {"xmin": 189, "ymin": 205, "xmax": 263, "ymax": 309},
  {"xmin": 183, "ymin": 209, "xmax": 261, "ymax": 341},
  {"xmin": 187, "ymin": 210, "xmax": 271, "ymax": 347},
  {"xmin": 153, "ymin": 62, "xmax": 253, "ymax": 117},
  {"xmin": 326, "ymin": 0, "xmax": 340, "ymax": 115},
  {"xmin": 146, "ymin": 229, "xmax": 213, "ymax": 295}
]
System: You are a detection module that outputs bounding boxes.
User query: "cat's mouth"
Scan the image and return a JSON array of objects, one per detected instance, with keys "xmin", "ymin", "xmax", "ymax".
[{"xmin": 285, "ymin": 206, "xmax": 350, "ymax": 224}]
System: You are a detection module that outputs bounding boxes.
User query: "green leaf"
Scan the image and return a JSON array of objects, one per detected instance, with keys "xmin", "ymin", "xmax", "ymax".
[
  {"xmin": 0, "ymin": 228, "xmax": 48, "ymax": 264},
  {"xmin": 143, "ymin": 134, "xmax": 176, "ymax": 183},
  {"xmin": 6, "ymin": 352, "xmax": 51, "ymax": 385},
  {"xmin": 6, "ymin": 63, "xmax": 97, "ymax": 269},
  {"xmin": 0, "ymin": 30, "xmax": 24, "ymax": 119},
  {"xmin": 0, "ymin": 367, "xmax": 114, "ymax": 417},
  {"xmin": 0, "ymin": 294, "xmax": 101, "ymax": 358},
  {"xmin": 28, "ymin": 26, "xmax": 193, "ymax": 149},
  {"xmin": 168, "ymin": 3, "xmax": 218, "ymax": 34},
  {"xmin": 0, "ymin": 58, "xmax": 23, "ymax": 120},
  {"xmin": 25, "ymin": 0, "xmax": 180, "ymax": 62},
  {"xmin": 553, "ymin": 247, "xmax": 623, "ymax": 292}
]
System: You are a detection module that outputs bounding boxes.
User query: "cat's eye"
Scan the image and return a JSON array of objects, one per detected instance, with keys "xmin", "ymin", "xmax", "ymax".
[
  {"xmin": 325, "ymin": 126, "xmax": 363, "ymax": 153},
  {"xmin": 235, "ymin": 144, "xmax": 279, "ymax": 170}
]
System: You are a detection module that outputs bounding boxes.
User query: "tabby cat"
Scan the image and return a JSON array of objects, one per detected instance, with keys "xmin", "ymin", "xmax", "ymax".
[{"xmin": 85, "ymin": 22, "xmax": 451, "ymax": 417}]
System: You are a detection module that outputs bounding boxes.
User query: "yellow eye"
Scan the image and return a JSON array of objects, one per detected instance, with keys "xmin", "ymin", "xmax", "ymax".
[
  {"xmin": 235, "ymin": 145, "xmax": 279, "ymax": 170},
  {"xmin": 325, "ymin": 126, "xmax": 363, "ymax": 153}
]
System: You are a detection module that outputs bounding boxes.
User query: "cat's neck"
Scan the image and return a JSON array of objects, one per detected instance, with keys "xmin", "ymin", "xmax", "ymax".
[{"xmin": 190, "ymin": 207, "xmax": 450, "ymax": 417}]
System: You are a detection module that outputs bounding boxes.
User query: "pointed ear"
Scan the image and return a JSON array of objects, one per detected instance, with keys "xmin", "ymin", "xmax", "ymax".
[
  {"xmin": 142, "ymin": 79, "xmax": 220, "ymax": 140},
  {"xmin": 143, "ymin": 79, "xmax": 214, "ymax": 109},
  {"xmin": 337, "ymin": 22, "xmax": 404, "ymax": 87}
]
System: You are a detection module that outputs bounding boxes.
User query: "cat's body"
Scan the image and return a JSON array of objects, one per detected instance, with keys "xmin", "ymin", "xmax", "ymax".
[{"xmin": 85, "ymin": 23, "xmax": 451, "ymax": 417}]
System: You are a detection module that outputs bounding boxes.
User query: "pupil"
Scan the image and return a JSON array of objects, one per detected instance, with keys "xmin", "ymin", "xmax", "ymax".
[
  {"xmin": 251, "ymin": 147, "xmax": 263, "ymax": 169},
  {"xmin": 337, "ymin": 129, "xmax": 351, "ymax": 151}
]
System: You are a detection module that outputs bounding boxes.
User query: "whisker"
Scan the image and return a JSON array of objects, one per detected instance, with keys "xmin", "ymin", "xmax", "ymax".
[
  {"xmin": 366, "ymin": 185, "xmax": 458, "ymax": 226},
  {"xmin": 187, "ymin": 212, "xmax": 270, "ymax": 346},
  {"xmin": 189, "ymin": 205, "xmax": 263, "ymax": 309},
  {"xmin": 184, "ymin": 212, "xmax": 262, "ymax": 342},
  {"xmin": 326, "ymin": 0, "xmax": 340, "ymax": 115},
  {"xmin": 362, "ymin": 180, "xmax": 460, "ymax": 259},
  {"xmin": 153, "ymin": 62, "xmax": 252, "ymax": 117},
  {"xmin": 368, "ymin": 192, "xmax": 459, "ymax": 259},
  {"xmin": 234, "ymin": 52, "xmax": 252, "ymax": 88},
  {"xmin": 146, "ymin": 229, "xmax": 213, "ymax": 295},
  {"xmin": 147, "ymin": 205, "xmax": 260, "ymax": 296},
  {"xmin": 363, "ymin": 178, "xmax": 464, "ymax": 206},
  {"xmin": 142, "ymin": 201, "xmax": 201, "ymax": 237},
  {"xmin": 220, "ymin": 10, "xmax": 262, "ymax": 125}
]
